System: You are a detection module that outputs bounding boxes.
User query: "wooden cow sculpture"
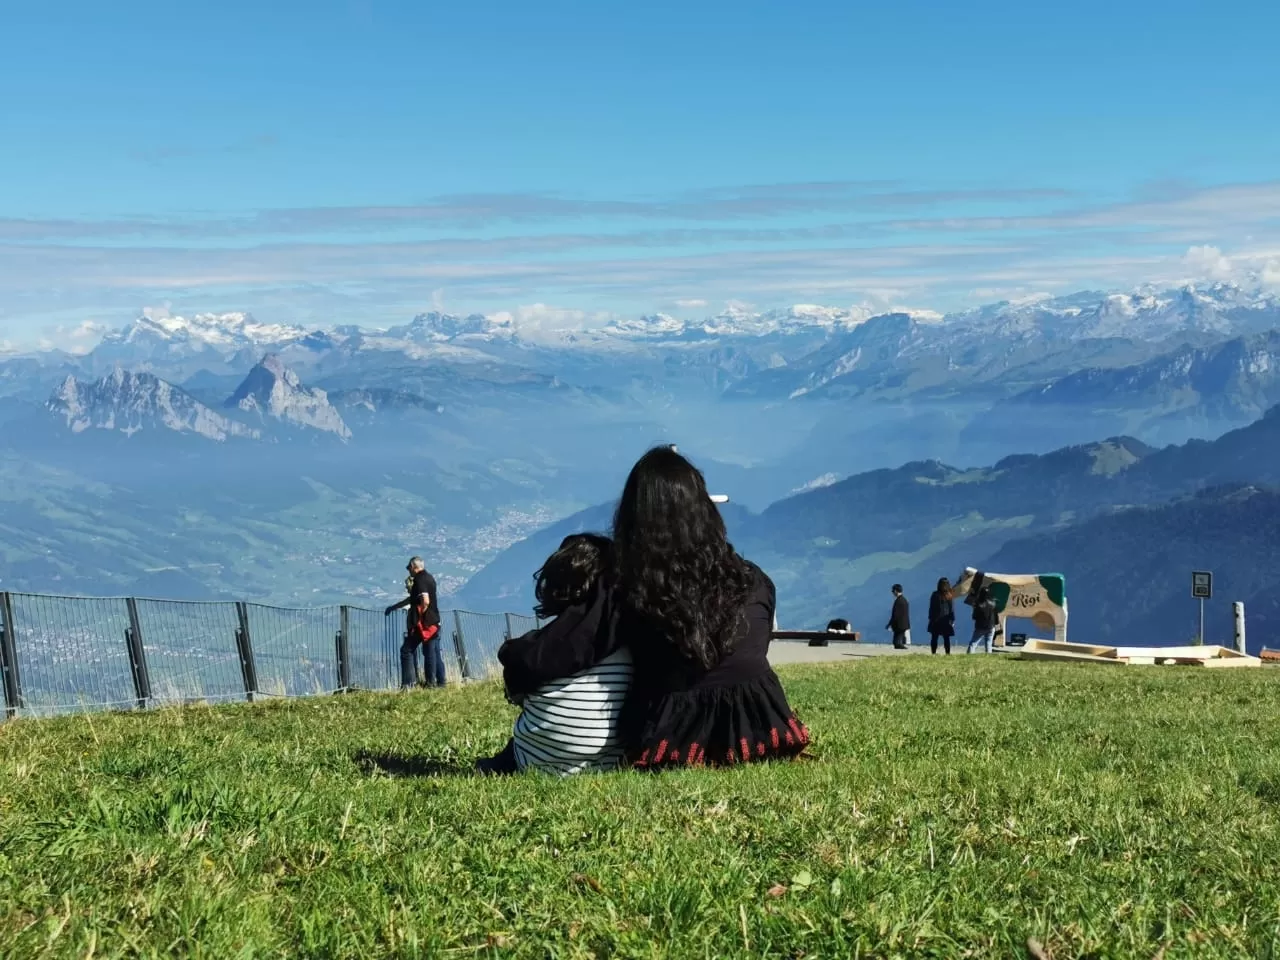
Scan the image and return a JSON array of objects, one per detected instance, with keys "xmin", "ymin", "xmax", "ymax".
[{"xmin": 952, "ymin": 567, "xmax": 1068, "ymax": 646}]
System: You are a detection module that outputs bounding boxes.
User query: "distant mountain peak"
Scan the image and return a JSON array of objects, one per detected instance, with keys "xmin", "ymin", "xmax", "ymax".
[
  {"xmin": 47, "ymin": 368, "xmax": 260, "ymax": 441},
  {"xmin": 226, "ymin": 354, "xmax": 352, "ymax": 439},
  {"xmin": 108, "ymin": 311, "xmax": 308, "ymax": 349},
  {"xmin": 403, "ymin": 311, "xmax": 514, "ymax": 342}
]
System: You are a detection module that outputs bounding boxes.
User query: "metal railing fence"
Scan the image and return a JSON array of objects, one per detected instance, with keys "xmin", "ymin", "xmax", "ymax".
[{"xmin": 0, "ymin": 591, "xmax": 541, "ymax": 721}]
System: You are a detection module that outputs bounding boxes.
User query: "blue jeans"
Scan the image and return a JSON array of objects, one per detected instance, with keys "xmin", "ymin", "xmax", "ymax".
[
  {"xmin": 400, "ymin": 633, "xmax": 448, "ymax": 687},
  {"xmin": 423, "ymin": 635, "xmax": 447, "ymax": 687},
  {"xmin": 968, "ymin": 628, "xmax": 994, "ymax": 654}
]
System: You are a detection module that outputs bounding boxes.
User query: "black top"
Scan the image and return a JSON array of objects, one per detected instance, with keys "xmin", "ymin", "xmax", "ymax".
[
  {"xmin": 886, "ymin": 594, "xmax": 910, "ymax": 633},
  {"xmin": 928, "ymin": 591, "xmax": 955, "ymax": 634},
  {"xmin": 621, "ymin": 563, "xmax": 777, "ymax": 696},
  {"xmin": 972, "ymin": 598, "xmax": 997, "ymax": 633},
  {"xmin": 497, "ymin": 579, "xmax": 620, "ymax": 700},
  {"xmin": 388, "ymin": 569, "xmax": 440, "ymax": 627}
]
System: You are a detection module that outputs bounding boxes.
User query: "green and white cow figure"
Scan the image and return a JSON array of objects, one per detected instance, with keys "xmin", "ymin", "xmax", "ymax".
[{"xmin": 952, "ymin": 567, "xmax": 1068, "ymax": 647}]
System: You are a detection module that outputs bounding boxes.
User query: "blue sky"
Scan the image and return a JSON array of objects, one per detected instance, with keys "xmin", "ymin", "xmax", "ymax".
[{"xmin": 2, "ymin": 0, "xmax": 1280, "ymax": 347}]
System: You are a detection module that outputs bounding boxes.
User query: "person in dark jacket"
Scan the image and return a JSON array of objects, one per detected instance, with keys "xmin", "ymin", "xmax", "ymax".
[
  {"xmin": 968, "ymin": 586, "xmax": 998, "ymax": 655},
  {"xmin": 611, "ymin": 446, "xmax": 808, "ymax": 770},
  {"xmin": 477, "ymin": 533, "xmax": 631, "ymax": 775},
  {"xmin": 927, "ymin": 577, "xmax": 956, "ymax": 655},
  {"xmin": 886, "ymin": 584, "xmax": 911, "ymax": 649},
  {"xmin": 384, "ymin": 556, "xmax": 444, "ymax": 688}
]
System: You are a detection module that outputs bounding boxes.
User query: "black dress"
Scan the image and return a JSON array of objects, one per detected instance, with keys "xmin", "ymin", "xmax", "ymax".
[
  {"xmin": 617, "ymin": 564, "xmax": 809, "ymax": 770},
  {"xmin": 927, "ymin": 592, "xmax": 955, "ymax": 638}
]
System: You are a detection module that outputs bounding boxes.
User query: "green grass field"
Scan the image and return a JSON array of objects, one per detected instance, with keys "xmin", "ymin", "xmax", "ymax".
[{"xmin": 2, "ymin": 658, "xmax": 1279, "ymax": 958}]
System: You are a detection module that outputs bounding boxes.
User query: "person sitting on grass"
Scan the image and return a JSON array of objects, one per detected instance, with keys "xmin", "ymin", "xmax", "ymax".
[
  {"xmin": 476, "ymin": 533, "xmax": 632, "ymax": 776},
  {"xmin": 612, "ymin": 446, "xmax": 809, "ymax": 770}
]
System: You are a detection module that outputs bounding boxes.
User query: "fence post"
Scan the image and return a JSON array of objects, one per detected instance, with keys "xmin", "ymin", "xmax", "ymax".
[
  {"xmin": 504, "ymin": 612, "xmax": 515, "ymax": 641},
  {"xmin": 452, "ymin": 610, "xmax": 472, "ymax": 681},
  {"xmin": 1233, "ymin": 602, "xmax": 1246, "ymax": 654},
  {"xmin": 335, "ymin": 605, "xmax": 352, "ymax": 692},
  {"xmin": 234, "ymin": 601, "xmax": 259, "ymax": 702},
  {"xmin": 124, "ymin": 598, "xmax": 152, "ymax": 710},
  {"xmin": 0, "ymin": 592, "xmax": 23, "ymax": 719}
]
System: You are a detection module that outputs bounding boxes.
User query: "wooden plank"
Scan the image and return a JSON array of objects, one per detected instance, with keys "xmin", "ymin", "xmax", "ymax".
[
  {"xmin": 1188, "ymin": 656, "xmax": 1260, "ymax": 668},
  {"xmin": 1022, "ymin": 639, "xmax": 1120, "ymax": 658},
  {"xmin": 1021, "ymin": 638, "xmax": 1261, "ymax": 667},
  {"xmin": 1018, "ymin": 648, "xmax": 1128, "ymax": 666},
  {"xmin": 1113, "ymin": 644, "xmax": 1243, "ymax": 660}
]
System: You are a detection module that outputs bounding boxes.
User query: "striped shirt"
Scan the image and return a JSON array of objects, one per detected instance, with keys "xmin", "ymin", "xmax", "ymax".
[{"xmin": 512, "ymin": 648, "xmax": 633, "ymax": 776}]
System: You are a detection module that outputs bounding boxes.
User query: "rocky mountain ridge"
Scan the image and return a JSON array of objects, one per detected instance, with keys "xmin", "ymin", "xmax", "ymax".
[
  {"xmin": 47, "ymin": 369, "xmax": 261, "ymax": 441},
  {"xmin": 226, "ymin": 354, "xmax": 351, "ymax": 440}
]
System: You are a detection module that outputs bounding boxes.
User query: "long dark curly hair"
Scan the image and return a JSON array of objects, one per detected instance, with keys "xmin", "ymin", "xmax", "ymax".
[
  {"xmin": 533, "ymin": 533, "xmax": 612, "ymax": 619},
  {"xmin": 612, "ymin": 446, "xmax": 755, "ymax": 669}
]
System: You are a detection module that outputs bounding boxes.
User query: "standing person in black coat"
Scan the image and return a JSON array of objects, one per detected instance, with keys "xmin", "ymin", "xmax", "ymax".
[
  {"xmin": 384, "ymin": 556, "xmax": 445, "ymax": 688},
  {"xmin": 927, "ymin": 577, "xmax": 956, "ymax": 655},
  {"xmin": 886, "ymin": 584, "xmax": 911, "ymax": 649},
  {"xmin": 968, "ymin": 586, "xmax": 998, "ymax": 655}
]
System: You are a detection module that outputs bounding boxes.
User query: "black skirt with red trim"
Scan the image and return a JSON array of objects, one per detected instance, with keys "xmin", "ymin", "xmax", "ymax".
[{"xmin": 630, "ymin": 671, "xmax": 809, "ymax": 770}]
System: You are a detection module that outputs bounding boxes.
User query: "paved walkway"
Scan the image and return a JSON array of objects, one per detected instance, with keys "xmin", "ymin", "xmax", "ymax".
[{"xmin": 767, "ymin": 640, "xmax": 931, "ymax": 665}]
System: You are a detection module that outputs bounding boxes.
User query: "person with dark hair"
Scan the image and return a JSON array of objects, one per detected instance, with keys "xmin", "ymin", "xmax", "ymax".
[
  {"xmin": 968, "ymin": 586, "xmax": 998, "ymax": 655},
  {"xmin": 384, "ymin": 556, "xmax": 444, "ymax": 688},
  {"xmin": 477, "ymin": 534, "xmax": 632, "ymax": 775},
  {"xmin": 886, "ymin": 584, "xmax": 911, "ymax": 649},
  {"xmin": 611, "ymin": 446, "xmax": 808, "ymax": 770},
  {"xmin": 928, "ymin": 577, "xmax": 956, "ymax": 655}
]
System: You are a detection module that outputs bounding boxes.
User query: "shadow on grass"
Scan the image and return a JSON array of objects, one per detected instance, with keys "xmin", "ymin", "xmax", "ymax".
[{"xmin": 353, "ymin": 749, "xmax": 476, "ymax": 778}]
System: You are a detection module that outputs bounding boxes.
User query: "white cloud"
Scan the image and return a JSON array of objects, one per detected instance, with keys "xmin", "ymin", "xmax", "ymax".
[
  {"xmin": 1261, "ymin": 259, "xmax": 1280, "ymax": 291},
  {"xmin": 1181, "ymin": 245, "xmax": 1234, "ymax": 281},
  {"xmin": 675, "ymin": 298, "xmax": 707, "ymax": 309},
  {"xmin": 69, "ymin": 319, "xmax": 106, "ymax": 340},
  {"xmin": 792, "ymin": 472, "xmax": 839, "ymax": 493},
  {"xmin": 483, "ymin": 303, "xmax": 618, "ymax": 343}
]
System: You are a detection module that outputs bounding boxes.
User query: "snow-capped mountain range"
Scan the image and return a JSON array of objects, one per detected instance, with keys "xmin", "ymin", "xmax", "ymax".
[
  {"xmin": 17, "ymin": 280, "xmax": 1280, "ymax": 450},
  {"xmin": 105, "ymin": 309, "xmax": 307, "ymax": 351},
  {"xmin": 1013, "ymin": 329, "xmax": 1280, "ymax": 415},
  {"xmin": 53, "ymin": 282, "xmax": 1279, "ymax": 374}
]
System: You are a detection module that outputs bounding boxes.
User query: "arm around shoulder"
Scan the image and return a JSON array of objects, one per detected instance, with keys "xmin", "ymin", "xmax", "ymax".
[{"xmin": 498, "ymin": 585, "xmax": 610, "ymax": 696}]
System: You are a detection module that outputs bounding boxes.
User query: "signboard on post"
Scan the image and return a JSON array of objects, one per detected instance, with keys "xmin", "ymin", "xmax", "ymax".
[{"xmin": 1192, "ymin": 571, "xmax": 1213, "ymax": 599}]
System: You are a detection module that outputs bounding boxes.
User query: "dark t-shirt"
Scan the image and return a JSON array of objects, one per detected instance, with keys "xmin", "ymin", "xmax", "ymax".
[
  {"xmin": 973, "ymin": 599, "xmax": 997, "ymax": 633},
  {"xmin": 409, "ymin": 569, "xmax": 440, "ymax": 628}
]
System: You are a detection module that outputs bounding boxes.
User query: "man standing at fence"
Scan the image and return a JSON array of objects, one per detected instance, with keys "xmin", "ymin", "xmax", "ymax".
[{"xmin": 385, "ymin": 557, "xmax": 446, "ymax": 688}]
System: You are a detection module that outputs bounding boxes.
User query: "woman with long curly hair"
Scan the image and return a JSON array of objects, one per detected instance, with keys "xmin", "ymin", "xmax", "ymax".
[
  {"xmin": 928, "ymin": 577, "xmax": 956, "ymax": 655},
  {"xmin": 612, "ymin": 446, "xmax": 808, "ymax": 770}
]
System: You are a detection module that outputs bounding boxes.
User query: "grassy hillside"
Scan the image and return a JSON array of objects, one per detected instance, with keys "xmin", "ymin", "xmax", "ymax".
[{"xmin": 3, "ymin": 661, "xmax": 1280, "ymax": 957}]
